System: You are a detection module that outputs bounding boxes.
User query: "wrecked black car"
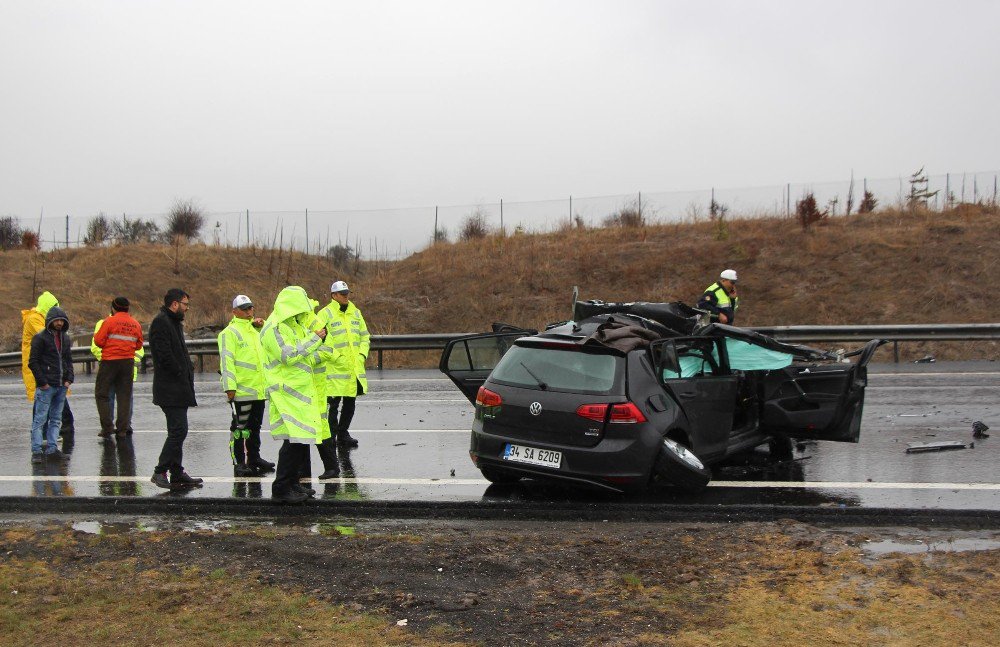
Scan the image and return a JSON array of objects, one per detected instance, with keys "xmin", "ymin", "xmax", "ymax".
[{"xmin": 440, "ymin": 299, "xmax": 884, "ymax": 493}]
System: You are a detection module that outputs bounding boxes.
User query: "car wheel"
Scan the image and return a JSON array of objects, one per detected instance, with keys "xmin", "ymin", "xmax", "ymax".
[
  {"xmin": 654, "ymin": 438, "xmax": 712, "ymax": 493},
  {"xmin": 479, "ymin": 466, "xmax": 521, "ymax": 484}
]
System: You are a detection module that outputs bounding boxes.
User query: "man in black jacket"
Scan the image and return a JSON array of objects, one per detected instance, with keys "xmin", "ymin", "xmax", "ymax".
[
  {"xmin": 28, "ymin": 306, "xmax": 74, "ymax": 463},
  {"xmin": 149, "ymin": 288, "xmax": 203, "ymax": 489}
]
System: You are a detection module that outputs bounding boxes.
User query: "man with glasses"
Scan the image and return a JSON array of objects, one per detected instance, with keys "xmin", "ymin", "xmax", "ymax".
[
  {"xmin": 149, "ymin": 288, "xmax": 203, "ymax": 489},
  {"xmin": 218, "ymin": 294, "xmax": 275, "ymax": 477}
]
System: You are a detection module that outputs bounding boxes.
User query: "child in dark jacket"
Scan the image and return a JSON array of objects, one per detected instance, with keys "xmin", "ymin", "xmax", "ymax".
[{"xmin": 28, "ymin": 306, "xmax": 74, "ymax": 462}]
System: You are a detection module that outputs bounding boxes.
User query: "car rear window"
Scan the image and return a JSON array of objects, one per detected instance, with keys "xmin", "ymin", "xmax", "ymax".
[{"xmin": 490, "ymin": 345, "xmax": 621, "ymax": 393}]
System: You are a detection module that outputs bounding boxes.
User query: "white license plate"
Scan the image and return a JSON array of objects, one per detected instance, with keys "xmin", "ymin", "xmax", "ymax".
[{"xmin": 502, "ymin": 443, "xmax": 562, "ymax": 469}]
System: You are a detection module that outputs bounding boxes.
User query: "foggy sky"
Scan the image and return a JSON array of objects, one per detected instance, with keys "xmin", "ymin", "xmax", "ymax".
[{"xmin": 2, "ymin": 0, "xmax": 998, "ymax": 223}]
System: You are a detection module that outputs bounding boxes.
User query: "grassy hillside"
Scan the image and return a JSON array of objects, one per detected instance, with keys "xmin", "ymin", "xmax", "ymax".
[{"xmin": 2, "ymin": 205, "xmax": 998, "ymax": 362}]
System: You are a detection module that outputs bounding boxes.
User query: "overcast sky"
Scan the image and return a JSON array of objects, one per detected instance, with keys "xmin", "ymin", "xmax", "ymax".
[{"xmin": 2, "ymin": 0, "xmax": 998, "ymax": 228}]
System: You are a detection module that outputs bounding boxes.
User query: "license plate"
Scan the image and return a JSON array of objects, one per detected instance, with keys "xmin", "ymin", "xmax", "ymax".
[{"xmin": 502, "ymin": 443, "xmax": 562, "ymax": 469}]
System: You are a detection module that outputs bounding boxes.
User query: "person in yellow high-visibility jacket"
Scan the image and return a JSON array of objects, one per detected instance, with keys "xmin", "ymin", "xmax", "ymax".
[
  {"xmin": 22, "ymin": 291, "xmax": 74, "ymax": 436},
  {"xmin": 261, "ymin": 286, "xmax": 330, "ymax": 504},
  {"xmin": 316, "ymin": 280, "xmax": 369, "ymax": 449},
  {"xmin": 91, "ymin": 308, "xmax": 146, "ymax": 436}
]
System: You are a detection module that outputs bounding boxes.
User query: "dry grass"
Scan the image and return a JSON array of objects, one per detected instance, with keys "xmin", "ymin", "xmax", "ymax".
[{"xmin": 2, "ymin": 206, "xmax": 998, "ymax": 363}]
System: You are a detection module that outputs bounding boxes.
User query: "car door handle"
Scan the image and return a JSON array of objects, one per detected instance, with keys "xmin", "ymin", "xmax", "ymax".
[{"xmin": 678, "ymin": 392, "xmax": 697, "ymax": 399}]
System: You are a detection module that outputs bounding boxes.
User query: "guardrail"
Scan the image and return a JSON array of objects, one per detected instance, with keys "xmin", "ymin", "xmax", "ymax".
[{"xmin": 1, "ymin": 324, "xmax": 998, "ymax": 372}]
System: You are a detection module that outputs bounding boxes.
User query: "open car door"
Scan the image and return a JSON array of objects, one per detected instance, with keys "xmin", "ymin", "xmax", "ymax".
[
  {"xmin": 439, "ymin": 332, "xmax": 532, "ymax": 404},
  {"xmin": 651, "ymin": 337, "xmax": 737, "ymax": 458},
  {"xmin": 759, "ymin": 339, "xmax": 885, "ymax": 442}
]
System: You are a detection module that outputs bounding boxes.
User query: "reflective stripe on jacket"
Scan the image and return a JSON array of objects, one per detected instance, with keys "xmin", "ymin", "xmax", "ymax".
[
  {"xmin": 93, "ymin": 311, "xmax": 144, "ymax": 361},
  {"xmin": 91, "ymin": 319, "xmax": 145, "ymax": 380},
  {"xmin": 317, "ymin": 300, "xmax": 370, "ymax": 398},
  {"xmin": 261, "ymin": 286, "xmax": 330, "ymax": 444},
  {"xmin": 218, "ymin": 316, "xmax": 266, "ymax": 401}
]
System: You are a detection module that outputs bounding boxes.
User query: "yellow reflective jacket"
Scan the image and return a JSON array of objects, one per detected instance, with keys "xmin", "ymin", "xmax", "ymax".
[
  {"xmin": 260, "ymin": 287, "xmax": 330, "ymax": 444},
  {"xmin": 217, "ymin": 316, "xmax": 266, "ymax": 401},
  {"xmin": 317, "ymin": 300, "xmax": 370, "ymax": 398},
  {"xmin": 92, "ymin": 318, "xmax": 145, "ymax": 381},
  {"xmin": 21, "ymin": 291, "xmax": 59, "ymax": 401}
]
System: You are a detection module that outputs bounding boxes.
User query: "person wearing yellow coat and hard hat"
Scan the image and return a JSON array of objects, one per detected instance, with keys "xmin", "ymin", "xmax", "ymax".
[
  {"xmin": 22, "ymin": 291, "xmax": 75, "ymax": 437},
  {"xmin": 316, "ymin": 280, "xmax": 369, "ymax": 449},
  {"xmin": 261, "ymin": 286, "xmax": 330, "ymax": 504}
]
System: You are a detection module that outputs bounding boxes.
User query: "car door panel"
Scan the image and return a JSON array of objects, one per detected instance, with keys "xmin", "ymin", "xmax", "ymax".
[{"xmin": 439, "ymin": 333, "xmax": 528, "ymax": 404}]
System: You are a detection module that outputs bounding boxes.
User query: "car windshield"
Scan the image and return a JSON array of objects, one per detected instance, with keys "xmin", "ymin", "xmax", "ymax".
[{"xmin": 491, "ymin": 345, "xmax": 621, "ymax": 393}]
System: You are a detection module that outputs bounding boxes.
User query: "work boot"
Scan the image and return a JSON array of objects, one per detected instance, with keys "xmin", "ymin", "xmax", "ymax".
[
  {"xmin": 98, "ymin": 430, "xmax": 113, "ymax": 439},
  {"xmin": 171, "ymin": 472, "xmax": 204, "ymax": 487},
  {"xmin": 292, "ymin": 483, "xmax": 316, "ymax": 497},
  {"xmin": 251, "ymin": 457, "xmax": 276, "ymax": 473},
  {"xmin": 151, "ymin": 472, "xmax": 171, "ymax": 489},
  {"xmin": 337, "ymin": 429, "xmax": 359, "ymax": 448},
  {"xmin": 318, "ymin": 466, "xmax": 340, "ymax": 480},
  {"xmin": 46, "ymin": 449, "xmax": 66, "ymax": 462},
  {"xmin": 234, "ymin": 464, "xmax": 256, "ymax": 477},
  {"xmin": 31, "ymin": 452, "xmax": 44, "ymax": 464},
  {"xmin": 271, "ymin": 490, "xmax": 309, "ymax": 505}
]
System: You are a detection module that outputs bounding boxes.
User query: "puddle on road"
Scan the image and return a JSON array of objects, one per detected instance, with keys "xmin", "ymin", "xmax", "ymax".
[
  {"xmin": 71, "ymin": 519, "xmax": 237, "ymax": 534},
  {"xmin": 863, "ymin": 537, "xmax": 1000, "ymax": 556}
]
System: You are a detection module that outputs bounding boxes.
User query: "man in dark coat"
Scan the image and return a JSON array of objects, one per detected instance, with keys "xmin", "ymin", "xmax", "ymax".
[
  {"xmin": 28, "ymin": 306, "xmax": 74, "ymax": 463},
  {"xmin": 149, "ymin": 288, "xmax": 203, "ymax": 489}
]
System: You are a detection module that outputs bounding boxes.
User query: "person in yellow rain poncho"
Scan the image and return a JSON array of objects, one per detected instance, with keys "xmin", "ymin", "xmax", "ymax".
[
  {"xmin": 260, "ymin": 286, "xmax": 331, "ymax": 504},
  {"xmin": 22, "ymin": 291, "xmax": 74, "ymax": 436}
]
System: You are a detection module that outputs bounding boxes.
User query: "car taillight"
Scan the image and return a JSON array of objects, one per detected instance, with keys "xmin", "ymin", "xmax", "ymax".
[
  {"xmin": 609, "ymin": 402, "xmax": 647, "ymax": 423},
  {"xmin": 576, "ymin": 402, "xmax": 647, "ymax": 424},
  {"xmin": 476, "ymin": 386, "xmax": 502, "ymax": 407}
]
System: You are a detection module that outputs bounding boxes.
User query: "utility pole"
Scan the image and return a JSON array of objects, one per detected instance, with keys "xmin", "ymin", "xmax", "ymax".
[
  {"xmin": 305, "ymin": 208, "xmax": 309, "ymax": 254},
  {"xmin": 65, "ymin": 215, "xmax": 69, "ymax": 248},
  {"xmin": 246, "ymin": 209, "xmax": 250, "ymax": 247}
]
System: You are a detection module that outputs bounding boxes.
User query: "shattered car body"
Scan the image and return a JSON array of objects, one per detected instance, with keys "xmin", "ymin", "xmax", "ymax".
[{"xmin": 440, "ymin": 300, "xmax": 884, "ymax": 493}]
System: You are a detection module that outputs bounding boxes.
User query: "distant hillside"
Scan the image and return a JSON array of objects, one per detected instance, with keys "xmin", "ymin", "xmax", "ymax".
[{"xmin": 2, "ymin": 205, "xmax": 998, "ymax": 363}]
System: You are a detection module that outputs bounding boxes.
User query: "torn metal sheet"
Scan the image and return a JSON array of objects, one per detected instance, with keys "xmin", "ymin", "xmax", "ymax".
[{"xmin": 905, "ymin": 441, "xmax": 969, "ymax": 454}]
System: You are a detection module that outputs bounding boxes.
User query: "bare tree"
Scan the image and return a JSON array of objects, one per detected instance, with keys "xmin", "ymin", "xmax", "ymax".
[
  {"xmin": 460, "ymin": 206, "xmax": 491, "ymax": 240},
  {"xmin": 0, "ymin": 216, "xmax": 25, "ymax": 250},
  {"xmin": 84, "ymin": 213, "xmax": 113, "ymax": 246},
  {"xmin": 166, "ymin": 199, "xmax": 205, "ymax": 241}
]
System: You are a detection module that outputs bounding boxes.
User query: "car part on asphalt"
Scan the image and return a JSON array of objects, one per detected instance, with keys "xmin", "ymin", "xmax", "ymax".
[{"xmin": 905, "ymin": 441, "xmax": 969, "ymax": 453}]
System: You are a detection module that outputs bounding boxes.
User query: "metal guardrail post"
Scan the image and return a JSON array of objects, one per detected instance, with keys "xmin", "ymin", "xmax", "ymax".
[
  {"xmin": 378, "ymin": 349, "xmax": 383, "ymax": 370},
  {"xmin": 894, "ymin": 341, "xmax": 900, "ymax": 363}
]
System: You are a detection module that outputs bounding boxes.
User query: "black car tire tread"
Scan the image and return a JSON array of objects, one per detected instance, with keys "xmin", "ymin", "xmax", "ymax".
[
  {"xmin": 479, "ymin": 466, "xmax": 521, "ymax": 484},
  {"xmin": 654, "ymin": 439, "xmax": 712, "ymax": 493}
]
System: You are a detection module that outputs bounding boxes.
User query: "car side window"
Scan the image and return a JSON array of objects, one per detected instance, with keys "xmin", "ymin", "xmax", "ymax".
[{"xmin": 660, "ymin": 340, "xmax": 720, "ymax": 379}]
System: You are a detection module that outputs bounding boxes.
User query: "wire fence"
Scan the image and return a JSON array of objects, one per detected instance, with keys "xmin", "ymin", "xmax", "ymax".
[{"xmin": 13, "ymin": 169, "xmax": 1000, "ymax": 260}]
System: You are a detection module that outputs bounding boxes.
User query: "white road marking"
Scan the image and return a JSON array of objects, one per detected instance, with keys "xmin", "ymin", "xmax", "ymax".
[
  {"xmin": 1, "ymin": 475, "xmax": 998, "ymax": 489},
  {"xmin": 66, "ymin": 428, "xmax": 471, "ymax": 434}
]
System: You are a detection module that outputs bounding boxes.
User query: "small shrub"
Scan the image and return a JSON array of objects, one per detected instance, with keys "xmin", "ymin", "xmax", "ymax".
[
  {"xmin": 796, "ymin": 192, "xmax": 828, "ymax": 230},
  {"xmin": 326, "ymin": 243, "xmax": 354, "ymax": 267},
  {"xmin": 113, "ymin": 217, "xmax": 160, "ymax": 244},
  {"xmin": 433, "ymin": 226, "xmax": 449, "ymax": 243},
  {"xmin": 858, "ymin": 190, "xmax": 878, "ymax": 214},
  {"xmin": 0, "ymin": 216, "xmax": 25, "ymax": 250},
  {"xmin": 21, "ymin": 230, "xmax": 40, "ymax": 250},
  {"xmin": 84, "ymin": 213, "xmax": 113, "ymax": 246},
  {"xmin": 603, "ymin": 198, "xmax": 645, "ymax": 228},
  {"xmin": 166, "ymin": 199, "xmax": 205, "ymax": 241},
  {"xmin": 460, "ymin": 207, "xmax": 490, "ymax": 240}
]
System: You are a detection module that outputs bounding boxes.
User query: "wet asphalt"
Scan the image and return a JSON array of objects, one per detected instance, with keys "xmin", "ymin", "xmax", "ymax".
[{"xmin": 0, "ymin": 362, "xmax": 997, "ymax": 511}]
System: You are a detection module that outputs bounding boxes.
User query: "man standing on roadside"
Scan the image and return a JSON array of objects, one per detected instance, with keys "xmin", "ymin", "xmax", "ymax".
[
  {"xmin": 91, "ymin": 309, "xmax": 145, "ymax": 436},
  {"xmin": 218, "ymin": 294, "xmax": 275, "ymax": 477},
  {"xmin": 22, "ymin": 291, "xmax": 75, "ymax": 437},
  {"xmin": 149, "ymin": 288, "xmax": 203, "ymax": 489},
  {"xmin": 261, "ymin": 286, "xmax": 329, "ymax": 504},
  {"xmin": 317, "ymin": 280, "xmax": 369, "ymax": 449},
  {"xmin": 93, "ymin": 297, "xmax": 144, "ymax": 439},
  {"xmin": 697, "ymin": 269, "xmax": 740, "ymax": 325},
  {"xmin": 27, "ymin": 306, "xmax": 74, "ymax": 463}
]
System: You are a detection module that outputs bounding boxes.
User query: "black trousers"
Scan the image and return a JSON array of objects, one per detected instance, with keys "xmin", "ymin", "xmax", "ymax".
[
  {"xmin": 154, "ymin": 406, "xmax": 189, "ymax": 477},
  {"xmin": 273, "ymin": 440, "xmax": 309, "ymax": 495},
  {"xmin": 229, "ymin": 400, "xmax": 265, "ymax": 465},
  {"xmin": 328, "ymin": 394, "xmax": 357, "ymax": 432},
  {"xmin": 95, "ymin": 359, "xmax": 134, "ymax": 435}
]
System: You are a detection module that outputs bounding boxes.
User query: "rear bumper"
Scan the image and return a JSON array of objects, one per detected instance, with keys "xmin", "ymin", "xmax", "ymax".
[{"xmin": 470, "ymin": 424, "xmax": 660, "ymax": 491}]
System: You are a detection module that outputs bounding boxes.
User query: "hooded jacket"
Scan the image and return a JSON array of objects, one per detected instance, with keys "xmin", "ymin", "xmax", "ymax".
[
  {"xmin": 21, "ymin": 291, "xmax": 59, "ymax": 400},
  {"xmin": 149, "ymin": 305, "xmax": 197, "ymax": 408},
  {"xmin": 27, "ymin": 306, "xmax": 74, "ymax": 389},
  {"xmin": 260, "ymin": 286, "xmax": 329, "ymax": 444}
]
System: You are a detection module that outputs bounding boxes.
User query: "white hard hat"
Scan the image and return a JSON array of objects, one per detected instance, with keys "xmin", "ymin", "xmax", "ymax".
[
  {"xmin": 232, "ymin": 294, "xmax": 253, "ymax": 309},
  {"xmin": 330, "ymin": 280, "xmax": 350, "ymax": 294},
  {"xmin": 720, "ymin": 269, "xmax": 738, "ymax": 282}
]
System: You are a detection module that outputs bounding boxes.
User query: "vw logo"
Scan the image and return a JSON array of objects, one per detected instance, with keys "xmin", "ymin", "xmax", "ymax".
[{"xmin": 529, "ymin": 402, "xmax": 543, "ymax": 416}]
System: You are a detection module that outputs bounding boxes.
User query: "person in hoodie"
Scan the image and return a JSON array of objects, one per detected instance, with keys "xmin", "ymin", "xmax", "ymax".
[
  {"xmin": 27, "ymin": 306, "xmax": 74, "ymax": 462},
  {"xmin": 21, "ymin": 291, "xmax": 74, "ymax": 437},
  {"xmin": 260, "ymin": 286, "xmax": 330, "ymax": 504}
]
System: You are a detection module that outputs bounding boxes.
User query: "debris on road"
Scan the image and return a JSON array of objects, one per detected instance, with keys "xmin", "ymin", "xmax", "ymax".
[
  {"xmin": 973, "ymin": 421, "xmax": 990, "ymax": 439},
  {"xmin": 905, "ymin": 441, "xmax": 969, "ymax": 454},
  {"xmin": 913, "ymin": 355, "xmax": 936, "ymax": 363}
]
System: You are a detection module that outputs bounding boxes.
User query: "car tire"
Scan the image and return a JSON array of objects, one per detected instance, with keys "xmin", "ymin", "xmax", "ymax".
[
  {"xmin": 479, "ymin": 466, "xmax": 521, "ymax": 484},
  {"xmin": 654, "ymin": 438, "xmax": 712, "ymax": 493}
]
